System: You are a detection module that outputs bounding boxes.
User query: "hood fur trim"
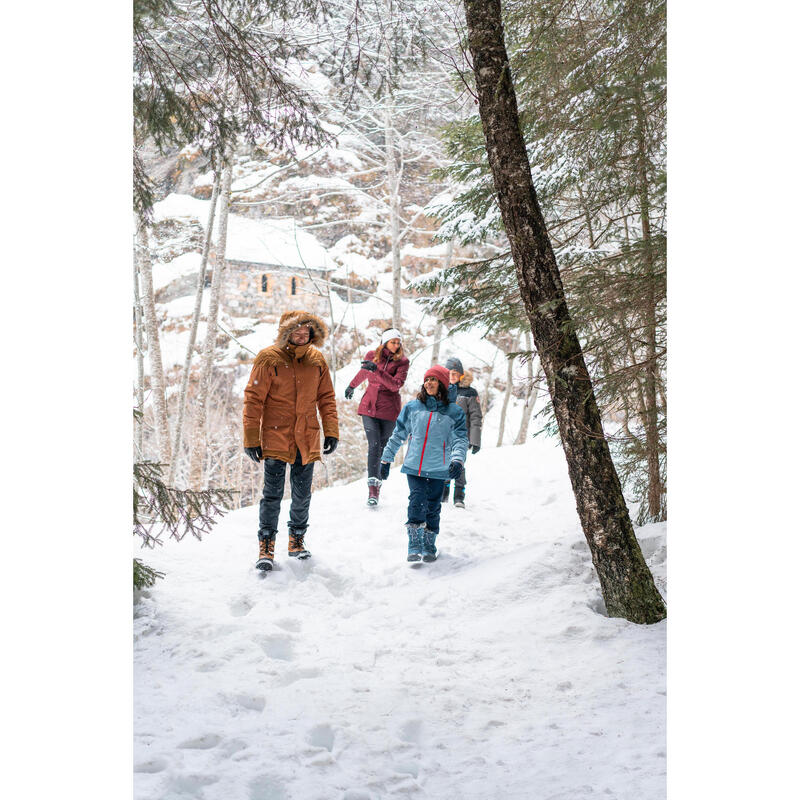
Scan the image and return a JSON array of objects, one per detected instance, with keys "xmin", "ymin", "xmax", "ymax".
[
  {"xmin": 276, "ymin": 310, "xmax": 328, "ymax": 348},
  {"xmin": 459, "ymin": 369, "xmax": 474, "ymax": 388}
]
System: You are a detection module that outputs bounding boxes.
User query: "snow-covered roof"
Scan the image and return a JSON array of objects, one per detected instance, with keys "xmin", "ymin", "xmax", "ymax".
[{"xmin": 153, "ymin": 193, "xmax": 333, "ymax": 272}]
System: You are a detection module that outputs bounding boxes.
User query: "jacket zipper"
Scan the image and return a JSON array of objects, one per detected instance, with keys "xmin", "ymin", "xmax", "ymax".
[{"xmin": 418, "ymin": 412, "xmax": 433, "ymax": 475}]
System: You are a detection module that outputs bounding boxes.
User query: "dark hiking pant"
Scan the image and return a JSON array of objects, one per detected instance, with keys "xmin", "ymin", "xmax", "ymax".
[
  {"xmin": 258, "ymin": 453, "xmax": 314, "ymax": 540},
  {"xmin": 362, "ymin": 415, "xmax": 395, "ymax": 479},
  {"xmin": 406, "ymin": 474, "xmax": 446, "ymax": 534}
]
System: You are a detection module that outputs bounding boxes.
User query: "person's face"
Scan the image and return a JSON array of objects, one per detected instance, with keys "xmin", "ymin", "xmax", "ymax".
[
  {"xmin": 385, "ymin": 338, "xmax": 401, "ymax": 353},
  {"xmin": 449, "ymin": 369, "xmax": 462, "ymax": 385},
  {"xmin": 423, "ymin": 377, "xmax": 440, "ymax": 396},
  {"xmin": 290, "ymin": 325, "xmax": 311, "ymax": 345}
]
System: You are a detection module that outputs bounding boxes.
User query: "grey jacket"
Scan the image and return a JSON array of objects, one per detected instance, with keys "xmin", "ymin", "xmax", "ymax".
[{"xmin": 452, "ymin": 370, "xmax": 482, "ymax": 447}]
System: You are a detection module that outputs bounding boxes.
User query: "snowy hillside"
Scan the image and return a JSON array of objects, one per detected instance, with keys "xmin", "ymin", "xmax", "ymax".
[{"xmin": 134, "ymin": 437, "xmax": 666, "ymax": 799}]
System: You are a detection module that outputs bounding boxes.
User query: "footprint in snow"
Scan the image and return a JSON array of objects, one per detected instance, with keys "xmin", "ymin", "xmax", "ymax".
[
  {"xmin": 274, "ymin": 617, "xmax": 302, "ymax": 632},
  {"xmin": 249, "ymin": 775, "xmax": 289, "ymax": 800},
  {"xmin": 177, "ymin": 733, "xmax": 222, "ymax": 750},
  {"xmin": 253, "ymin": 633, "xmax": 294, "ymax": 661},
  {"xmin": 277, "ymin": 667, "xmax": 322, "ymax": 687},
  {"xmin": 230, "ymin": 596, "xmax": 256, "ymax": 617},
  {"xmin": 133, "ymin": 757, "xmax": 168, "ymax": 773},
  {"xmin": 307, "ymin": 723, "xmax": 335, "ymax": 752},
  {"xmin": 398, "ymin": 719, "xmax": 423, "ymax": 745}
]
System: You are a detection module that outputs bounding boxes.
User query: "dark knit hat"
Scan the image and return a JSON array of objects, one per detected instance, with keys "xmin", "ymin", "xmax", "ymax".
[
  {"xmin": 445, "ymin": 356, "xmax": 463, "ymax": 374},
  {"xmin": 424, "ymin": 365, "xmax": 451, "ymax": 387}
]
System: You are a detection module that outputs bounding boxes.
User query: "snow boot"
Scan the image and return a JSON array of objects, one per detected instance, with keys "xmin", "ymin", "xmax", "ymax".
[
  {"xmin": 441, "ymin": 481, "xmax": 451, "ymax": 503},
  {"xmin": 406, "ymin": 523, "xmax": 424, "ymax": 562},
  {"xmin": 288, "ymin": 529, "xmax": 311, "ymax": 559},
  {"xmin": 367, "ymin": 477, "xmax": 381, "ymax": 507},
  {"xmin": 453, "ymin": 486, "xmax": 465, "ymax": 509},
  {"xmin": 422, "ymin": 527, "xmax": 438, "ymax": 562},
  {"xmin": 256, "ymin": 532, "xmax": 276, "ymax": 571}
]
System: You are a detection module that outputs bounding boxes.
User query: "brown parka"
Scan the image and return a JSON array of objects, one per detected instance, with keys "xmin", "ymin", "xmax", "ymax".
[{"xmin": 242, "ymin": 311, "xmax": 339, "ymax": 465}]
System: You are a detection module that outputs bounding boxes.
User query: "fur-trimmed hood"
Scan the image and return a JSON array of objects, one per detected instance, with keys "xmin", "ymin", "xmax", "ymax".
[
  {"xmin": 275, "ymin": 310, "xmax": 328, "ymax": 348},
  {"xmin": 459, "ymin": 369, "xmax": 474, "ymax": 388}
]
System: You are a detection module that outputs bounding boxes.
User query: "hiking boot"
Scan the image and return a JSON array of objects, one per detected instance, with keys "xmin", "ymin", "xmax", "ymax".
[
  {"xmin": 288, "ymin": 529, "xmax": 311, "ymax": 559},
  {"xmin": 406, "ymin": 523, "xmax": 424, "ymax": 562},
  {"xmin": 422, "ymin": 527, "xmax": 438, "ymax": 562},
  {"xmin": 441, "ymin": 481, "xmax": 451, "ymax": 503},
  {"xmin": 367, "ymin": 477, "xmax": 381, "ymax": 507},
  {"xmin": 453, "ymin": 486, "xmax": 465, "ymax": 509},
  {"xmin": 256, "ymin": 533, "xmax": 276, "ymax": 571}
]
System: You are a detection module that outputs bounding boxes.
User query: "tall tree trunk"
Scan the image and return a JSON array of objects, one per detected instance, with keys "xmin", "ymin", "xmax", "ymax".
[
  {"xmin": 634, "ymin": 93, "xmax": 664, "ymax": 522},
  {"xmin": 386, "ymin": 104, "xmax": 402, "ymax": 330},
  {"xmin": 496, "ymin": 340, "xmax": 516, "ymax": 446},
  {"xmin": 168, "ymin": 171, "xmax": 221, "ymax": 486},
  {"xmin": 430, "ymin": 240, "xmax": 453, "ymax": 366},
  {"xmin": 189, "ymin": 159, "xmax": 234, "ymax": 490},
  {"xmin": 463, "ymin": 0, "xmax": 665, "ymax": 623},
  {"xmin": 133, "ymin": 251, "xmax": 146, "ymax": 457},
  {"xmin": 515, "ymin": 332, "xmax": 540, "ymax": 445},
  {"xmin": 136, "ymin": 217, "xmax": 172, "ymax": 466}
]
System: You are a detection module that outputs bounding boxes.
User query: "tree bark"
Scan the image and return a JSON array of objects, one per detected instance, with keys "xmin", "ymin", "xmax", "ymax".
[
  {"xmin": 168, "ymin": 171, "xmax": 221, "ymax": 486},
  {"xmin": 136, "ymin": 218, "xmax": 172, "ymax": 466},
  {"xmin": 496, "ymin": 339, "xmax": 516, "ymax": 447},
  {"xmin": 634, "ymin": 92, "xmax": 664, "ymax": 522},
  {"xmin": 431, "ymin": 240, "xmax": 453, "ymax": 366},
  {"xmin": 189, "ymin": 159, "xmax": 233, "ymax": 490},
  {"xmin": 133, "ymin": 250, "xmax": 146, "ymax": 457},
  {"xmin": 386, "ymin": 97, "xmax": 403, "ymax": 330},
  {"xmin": 515, "ymin": 332, "xmax": 540, "ymax": 445},
  {"xmin": 463, "ymin": 0, "xmax": 665, "ymax": 623}
]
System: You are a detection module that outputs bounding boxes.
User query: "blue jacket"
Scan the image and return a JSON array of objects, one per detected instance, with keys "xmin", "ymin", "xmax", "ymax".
[{"xmin": 381, "ymin": 395, "xmax": 468, "ymax": 480}]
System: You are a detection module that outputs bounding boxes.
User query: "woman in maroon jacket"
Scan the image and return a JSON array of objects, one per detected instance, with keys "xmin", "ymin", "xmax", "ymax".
[{"xmin": 344, "ymin": 328, "xmax": 409, "ymax": 506}]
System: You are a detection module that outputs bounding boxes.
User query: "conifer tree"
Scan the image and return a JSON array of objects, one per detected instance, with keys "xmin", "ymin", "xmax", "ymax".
[{"xmin": 462, "ymin": 0, "xmax": 665, "ymax": 623}]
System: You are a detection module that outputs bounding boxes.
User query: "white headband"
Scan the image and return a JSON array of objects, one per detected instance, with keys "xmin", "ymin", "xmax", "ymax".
[{"xmin": 381, "ymin": 328, "xmax": 402, "ymax": 344}]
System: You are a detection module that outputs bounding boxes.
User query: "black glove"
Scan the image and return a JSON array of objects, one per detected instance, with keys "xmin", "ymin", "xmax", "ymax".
[
  {"xmin": 379, "ymin": 461, "xmax": 391, "ymax": 480},
  {"xmin": 323, "ymin": 436, "xmax": 339, "ymax": 454},
  {"xmin": 471, "ymin": 444, "xmax": 481, "ymax": 455},
  {"xmin": 344, "ymin": 385, "xmax": 354, "ymax": 400},
  {"xmin": 244, "ymin": 446, "xmax": 262, "ymax": 463},
  {"xmin": 360, "ymin": 360, "xmax": 377, "ymax": 372},
  {"xmin": 448, "ymin": 461, "xmax": 463, "ymax": 480}
]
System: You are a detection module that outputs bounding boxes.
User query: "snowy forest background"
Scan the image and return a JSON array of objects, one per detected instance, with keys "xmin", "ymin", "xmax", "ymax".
[{"xmin": 133, "ymin": 0, "xmax": 666, "ymax": 539}]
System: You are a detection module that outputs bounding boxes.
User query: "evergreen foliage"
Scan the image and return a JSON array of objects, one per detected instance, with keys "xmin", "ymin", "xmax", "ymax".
[
  {"xmin": 133, "ymin": 558, "xmax": 165, "ymax": 590},
  {"xmin": 429, "ymin": 0, "xmax": 666, "ymax": 521},
  {"xmin": 133, "ymin": 0, "xmax": 327, "ymax": 217},
  {"xmin": 134, "ymin": 460, "xmax": 236, "ymax": 549}
]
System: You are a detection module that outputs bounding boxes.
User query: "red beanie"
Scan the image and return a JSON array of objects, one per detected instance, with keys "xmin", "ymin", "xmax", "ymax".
[{"xmin": 424, "ymin": 365, "xmax": 450, "ymax": 387}]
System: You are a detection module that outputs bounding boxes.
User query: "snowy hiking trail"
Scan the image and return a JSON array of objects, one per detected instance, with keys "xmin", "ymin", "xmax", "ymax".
[{"xmin": 134, "ymin": 439, "xmax": 666, "ymax": 800}]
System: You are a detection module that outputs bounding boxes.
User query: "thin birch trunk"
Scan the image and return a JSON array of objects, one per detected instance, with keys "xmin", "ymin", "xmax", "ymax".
[
  {"xmin": 189, "ymin": 159, "xmax": 233, "ymax": 490},
  {"xmin": 136, "ymin": 218, "xmax": 172, "ymax": 465},
  {"xmin": 430, "ymin": 240, "xmax": 453, "ymax": 366},
  {"xmin": 515, "ymin": 332, "xmax": 540, "ymax": 445},
  {"xmin": 133, "ymin": 251, "xmax": 146, "ymax": 457},
  {"xmin": 168, "ymin": 172, "xmax": 221, "ymax": 486},
  {"xmin": 634, "ymin": 92, "xmax": 664, "ymax": 522},
  {"xmin": 496, "ymin": 340, "xmax": 516, "ymax": 446}
]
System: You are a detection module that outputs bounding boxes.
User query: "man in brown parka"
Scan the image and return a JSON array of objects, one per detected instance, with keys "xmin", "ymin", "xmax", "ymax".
[{"xmin": 243, "ymin": 310, "xmax": 339, "ymax": 570}]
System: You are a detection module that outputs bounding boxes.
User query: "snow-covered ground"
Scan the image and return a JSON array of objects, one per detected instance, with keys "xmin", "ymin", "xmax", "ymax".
[{"xmin": 134, "ymin": 437, "xmax": 666, "ymax": 800}]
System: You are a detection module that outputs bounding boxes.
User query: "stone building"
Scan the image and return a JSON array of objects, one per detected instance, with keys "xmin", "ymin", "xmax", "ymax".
[{"xmin": 223, "ymin": 258, "xmax": 332, "ymax": 321}]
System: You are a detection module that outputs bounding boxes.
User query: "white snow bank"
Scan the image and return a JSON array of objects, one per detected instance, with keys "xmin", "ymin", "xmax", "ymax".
[{"xmin": 134, "ymin": 438, "xmax": 666, "ymax": 799}]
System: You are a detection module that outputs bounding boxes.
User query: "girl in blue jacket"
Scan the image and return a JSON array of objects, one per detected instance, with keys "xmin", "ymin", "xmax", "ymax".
[{"xmin": 379, "ymin": 365, "xmax": 468, "ymax": 562}]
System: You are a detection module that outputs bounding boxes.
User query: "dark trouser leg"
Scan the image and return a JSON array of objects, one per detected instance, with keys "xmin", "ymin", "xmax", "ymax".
[
  {"xmin": 259, "ymin": 458, "xmax": 287, "ymax": 539},
  {"xmin": 424, "ymin": 478, "xmax": 446, "ymax": 534},
  {"xmin": 455, "ymin": 464, "xmax": 467, "ymax": 490},
  {"xmin": 362, "ymin": 416, "xmax": 381, "ymax": 479},
  {"xmin": 363, "ymin": 416, "xmax": 395, "ymax": 479},
  {"xmin": 287, "ymin": 451, "xmax": 315, "ymax": 533},
  {"xmin": 405, "ymin": 474, "xmax": 427, "ymax": 525}
]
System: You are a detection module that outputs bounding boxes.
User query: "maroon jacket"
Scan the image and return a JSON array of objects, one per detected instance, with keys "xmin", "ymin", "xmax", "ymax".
[{"xmin": 349, "ymin": 349, "xmax": 410, "ymax": 421}]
